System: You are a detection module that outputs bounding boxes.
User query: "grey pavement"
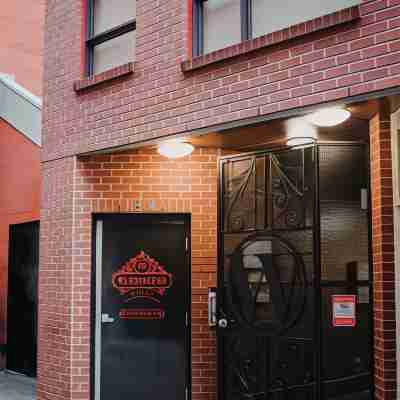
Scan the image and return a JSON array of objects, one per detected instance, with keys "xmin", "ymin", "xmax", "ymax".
[{"xmin": 0, "ymin": 371, "xmax": 36, "ymax": 400}]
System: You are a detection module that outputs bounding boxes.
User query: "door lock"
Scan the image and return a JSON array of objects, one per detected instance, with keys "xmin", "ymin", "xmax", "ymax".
[
  {"xmin": 101, "ymin": 313, "xmax": 115, "ymax": 323},
  {"xmin": 218, "ymin": 318, "xmax": 228, "ymax": 328}
]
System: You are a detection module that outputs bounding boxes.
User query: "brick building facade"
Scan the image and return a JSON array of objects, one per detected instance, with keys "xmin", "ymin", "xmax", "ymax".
[
  {"xmin": 0, "ymin": 0, "xmax": 45, "ymax": 96},
  {"xmin": 0, "ymin": 0, "xmax": 44, "ymax": 355},
  {"xmin": 41, "ymin": 1, "xmax": 400, "ymax": 399}
]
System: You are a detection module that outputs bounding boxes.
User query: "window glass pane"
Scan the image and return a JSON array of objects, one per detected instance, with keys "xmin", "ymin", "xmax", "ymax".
[
  {"xmin": 203, "ymin": 0, "xmax": 241, "ymax": 54},
  {"xmin": 94, "ymin": 0, "xmax": 136, "ymax": 35},
  {"xmin": 93, "ymin": 30, "xmax": 135, "ymax": 75},
  {"xmin": 252, "ymin": 0, "xmax": 360, "ymax": 39}
]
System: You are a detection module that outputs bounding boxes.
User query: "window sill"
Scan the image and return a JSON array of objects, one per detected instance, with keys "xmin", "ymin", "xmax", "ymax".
[
  {"xmin": 74, "ymin": 62, "xmax": 134, "ymax": 92},
  {"xmin": 181, "ymin": 6, "xmax": 360, "ymax": 73}
]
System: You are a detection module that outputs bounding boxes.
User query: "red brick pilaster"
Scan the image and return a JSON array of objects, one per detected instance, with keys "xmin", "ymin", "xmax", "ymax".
[
  {"xmin": 370, "ymin": 110, "xmax": 396, "ymax": 400},
  {"xmin": 38, "ymin": 157, "xmax": 75, "ymax": 400}
]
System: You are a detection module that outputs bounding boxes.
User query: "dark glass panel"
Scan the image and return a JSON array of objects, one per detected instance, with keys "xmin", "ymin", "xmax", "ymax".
[
  {"xmin": 271, "ymin": 149, "xmax": 305, "ymax": 229},
  {"xmin": 319, "ymin": 145, "xmax": 369, "ymax": 281},
  {"xmin": 223, "ymin": 158, "xmax": 256, "ymax": 232}
]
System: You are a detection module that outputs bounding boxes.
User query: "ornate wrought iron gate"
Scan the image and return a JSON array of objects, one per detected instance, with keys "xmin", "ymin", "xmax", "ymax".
[{"xmin": 218, "ymin": 144, "xmax": 373, "ymax": 400}]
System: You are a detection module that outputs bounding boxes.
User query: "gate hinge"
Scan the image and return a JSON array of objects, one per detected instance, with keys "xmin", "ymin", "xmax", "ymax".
[
  {"xmin": 361, "ymin": 188, "xmax": 368, "ymax": 210},
  {"xmin": 185, "ymin": 237, "xmax": 189, "ymax": 251}
]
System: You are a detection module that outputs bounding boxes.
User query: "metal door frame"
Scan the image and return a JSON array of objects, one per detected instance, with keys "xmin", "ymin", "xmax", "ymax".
[
  {"xmin": 217, "ymin": 142, "xmax": 374, "ymax": 400},
  {"xmin": 90, "ymin": 213, "xmax": 192, "ymax": 400}
]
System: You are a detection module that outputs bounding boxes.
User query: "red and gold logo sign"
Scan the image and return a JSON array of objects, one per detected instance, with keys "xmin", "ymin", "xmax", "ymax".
[{"xmin": 112, "ymin": 251, "xmax": 172, "ymax": 303}]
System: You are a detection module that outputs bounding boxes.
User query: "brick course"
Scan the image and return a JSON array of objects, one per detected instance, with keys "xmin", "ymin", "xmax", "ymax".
[{"xmin": 43, "ymin": 0, "xmax": 400, "ymax": 161}]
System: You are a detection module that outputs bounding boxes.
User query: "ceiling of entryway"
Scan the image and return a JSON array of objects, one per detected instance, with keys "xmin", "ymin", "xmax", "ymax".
[{"xmin": 187, "ymin": 99, "xmax": 379, "ymax": 151}]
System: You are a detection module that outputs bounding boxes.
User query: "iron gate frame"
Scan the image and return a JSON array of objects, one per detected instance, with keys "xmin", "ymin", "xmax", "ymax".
[{"xmin": 217, "ymin": 142, "xmax": 374, "ymax": 400}]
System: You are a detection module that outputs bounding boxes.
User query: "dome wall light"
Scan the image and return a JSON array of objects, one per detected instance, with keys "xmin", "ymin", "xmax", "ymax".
[
  {"xmin": 158, "ymin": 140, "xmax": 194, "ymax": 159},
  {"xmin": 285, "ymin": 117, "xmax": 317, "ymax": 146},
  {"xmin": 306, "ymin": 107, "xmax": 351, "ymax": 127}
]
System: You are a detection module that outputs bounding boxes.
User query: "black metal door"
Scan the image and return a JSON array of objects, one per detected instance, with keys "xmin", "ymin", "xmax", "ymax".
[
  {"xmin": 7, "ymin": 221, "xmax": 39, "ymax": 377},
  {"xmin": 93, "ymin": 214, "xmax": 191, "ymax": 400},
  {"xmin": 218, "ymin": 145, "xmax": 373, "ymax": 400}
]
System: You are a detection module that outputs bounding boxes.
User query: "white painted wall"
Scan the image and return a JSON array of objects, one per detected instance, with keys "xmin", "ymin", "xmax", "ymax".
[{"xmin": 0, "ymin": 74, "xmax": 41, "ymax": 146}]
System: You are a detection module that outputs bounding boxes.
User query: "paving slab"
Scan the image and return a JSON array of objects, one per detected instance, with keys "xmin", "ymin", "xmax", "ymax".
[{"xmin": 0, "ymin": 371, "xmax": 36, "ymax": 400}]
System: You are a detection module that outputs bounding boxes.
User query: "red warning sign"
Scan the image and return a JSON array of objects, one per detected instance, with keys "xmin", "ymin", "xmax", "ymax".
[{"xmin": 332, "ymin": 295, "xmax": 356, "ymax": 327}]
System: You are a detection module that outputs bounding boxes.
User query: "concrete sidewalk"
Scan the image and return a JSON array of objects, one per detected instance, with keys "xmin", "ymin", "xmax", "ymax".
[{"xmin": 0, "ymin": 371, "xmax": 36, "ymax": 400}]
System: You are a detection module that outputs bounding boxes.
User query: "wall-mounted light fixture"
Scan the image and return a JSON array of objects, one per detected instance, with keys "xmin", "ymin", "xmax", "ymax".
[
  {"xmin": 285, "ymin": 117, "xmax": 317, "ymax": 146},
  {"xmin": 306, "ymin": 107, "xmax": 351, "ymax": 127},
  {"xmin": 158, "ymin": 140, "xmax": 194, "ymax": 159}
]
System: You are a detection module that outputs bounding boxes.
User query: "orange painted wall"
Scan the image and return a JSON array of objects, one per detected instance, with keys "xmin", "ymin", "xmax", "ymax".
[
  {"xmin": 0, "ymin": 0, "xmax": 45, "ymax": 96},
  {"xmin": 0, "ymin": 118, "xmax": 41, "ymax": 367}
]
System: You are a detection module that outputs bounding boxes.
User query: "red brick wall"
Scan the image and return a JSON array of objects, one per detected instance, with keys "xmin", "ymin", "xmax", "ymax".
[
  {"xmin": 0, "ymin": 119, "xmax": 41, "ymax": 368},
  {"xmin": 370, "ymin": 109, "xmax": 396, "ymax": 400},
  {"xmin": 39, "ymin": 148, "xmax": 219, "ymax": 400},
  {"xmin": 0, "ymin": 0, "xmax": 45, "ymax": 96},
  {"xmin": 43, "ymin": 0, "xmax": 400, "ymax": 160}
]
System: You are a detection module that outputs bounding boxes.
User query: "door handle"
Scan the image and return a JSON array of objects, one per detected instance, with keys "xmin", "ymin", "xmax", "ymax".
[
  {"xmin": 218, "ymin": 318, "xmax": 228, "ymax": 328},
  {"xmin": 208, "ymin": 288, "xmax": 217, "ymax": 327},
  {"xmin": 101, "ymin": 313, "xmax": 115, "ymax": 323}
]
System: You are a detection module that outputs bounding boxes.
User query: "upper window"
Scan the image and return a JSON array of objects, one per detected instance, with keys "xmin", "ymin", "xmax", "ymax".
[
  {"xmin": 193, "ymin": 0, "xmax": 360, "ymax": 56},
  {"xmin": 86, "ymin": 0, "xmax": 136, "ymax": 76}
]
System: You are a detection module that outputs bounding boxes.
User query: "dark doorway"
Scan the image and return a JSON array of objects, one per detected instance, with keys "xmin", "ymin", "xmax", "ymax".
[
  {"xmin": 7, "ymin": 221, "xmax": 39, "ymax": 377},
  {"xmin": 218, "ymin": 144, "xmax": 372, "ymax": 400},
  {"xmin": 92, "ymin": 213, "xmax": 191, "ymax": 400}
]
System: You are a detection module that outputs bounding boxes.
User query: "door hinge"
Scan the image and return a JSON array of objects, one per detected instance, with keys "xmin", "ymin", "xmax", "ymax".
[
  {"xmin": 185, "ymin": 237, "xmax": 189, "ymax": 251},
  {"xmin": 185, "ymin": 387, "xmax": 189, "ymax": 400},
  {"xmin": 361, "ymin": 188, "xmax": 368, "ymax": 210},
  {"xmin": 186, "ymin": 311, "xmax": 189, "ymax": 326}
]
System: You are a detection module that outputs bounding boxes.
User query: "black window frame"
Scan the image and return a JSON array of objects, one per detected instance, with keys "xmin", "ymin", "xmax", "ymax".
[
  {"xmin": 193, "ymin": 0, "xmax": 252, "ymax": 57},
  {"xmin": 86, "ymin": 0, "xmax": 136, "ymax": 76}
]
